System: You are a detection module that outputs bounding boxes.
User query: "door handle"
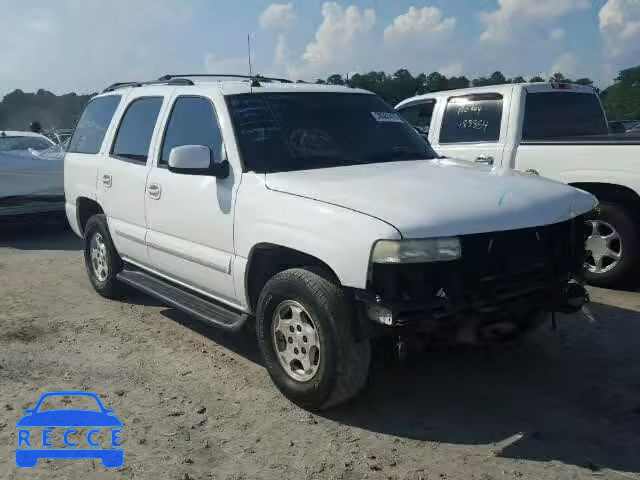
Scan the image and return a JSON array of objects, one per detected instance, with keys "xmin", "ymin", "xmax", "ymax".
[
  {"xmin": 147, "ymin": 183, "xmax": 161, "ymax": 200},
  {"xmin": 102, "ymin": 174, "xmax": 112, "ymax": 188},
  {"xmin": 475, "ymin": 155, "xmax": 494, "ymax": 166}
]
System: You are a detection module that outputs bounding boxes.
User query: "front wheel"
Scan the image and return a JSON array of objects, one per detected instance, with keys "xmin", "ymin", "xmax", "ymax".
[
  {"xmin": 584, "ymin": 202, "xmax": 640, "ymax": 287},
  {"xmin": 256, "ymin": 268, "xmax": 371, "ymax": 410}
]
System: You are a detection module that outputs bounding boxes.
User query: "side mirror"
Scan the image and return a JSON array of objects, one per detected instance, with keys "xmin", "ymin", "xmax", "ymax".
[
  {"xmin": 168, "ymin": 145, "xmax": 211, "ymax": 172},
  {"xmin": 168, "ymin": 145, "xmax": 229, "ymax": 178}
]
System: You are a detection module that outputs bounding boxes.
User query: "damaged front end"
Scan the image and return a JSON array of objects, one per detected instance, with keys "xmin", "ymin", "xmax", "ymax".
[{"xmin": 357, "ymin": 216, "xmax": 589, "ymax": 346}]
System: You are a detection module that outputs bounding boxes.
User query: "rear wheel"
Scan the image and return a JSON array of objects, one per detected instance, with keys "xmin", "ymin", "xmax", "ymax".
[
  {"xmin": 584, "ymin": 202, "xmax": 640, "ymax": 287},
  {"xmin": 256, "ymin": 268, "xmax": 371, "ymax": 410},
  {"xmin": 83, "ymin": 214, "xmax": 125, "ymax": 298}
]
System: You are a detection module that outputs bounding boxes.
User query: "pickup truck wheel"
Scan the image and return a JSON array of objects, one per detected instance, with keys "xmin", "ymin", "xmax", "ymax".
[
  {"xmin": 584, "ymin": 202, "xmax": 640, "ymax": 287},
  {"xmin": 256, "ymin": 268, "xmax": 371, "ymax": 410},
  {"xmin": 83, "ymin": 214, "xmax": 124, "ymax": 298}
]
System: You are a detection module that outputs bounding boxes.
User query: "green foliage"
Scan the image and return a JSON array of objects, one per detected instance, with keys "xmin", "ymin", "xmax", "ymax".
[
  {"xmin": 601, "ymin": 66, "xmax": 640, "ymax": 120},
  {"xmin": 314, "ymin": 69, "xmax": 598, "ymax": 106},
  {"xmin": 549, "ymin": 72, "xmax": 568, "ymax": 83},
  {"xmin": 0, "ymin": 89, "xmax": 95, "ymax": 130}
]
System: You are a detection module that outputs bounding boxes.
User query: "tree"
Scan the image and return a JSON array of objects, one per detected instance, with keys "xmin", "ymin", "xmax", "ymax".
[
  {"xmin": 448, "ymin": 76, "xmax": 470, "ymax": 90},
  {"xmin": 424, "ymin": 72, "xmax": 449, "ymax": 92},
  {"xmin": 0, "ymin": 88, "xmax": 94, "ymax": 130},
  {"xmin": 530, "ymin": 75, "xmax": 545, "ymax": 82},
  {"xmin": 384, "ymin": 69, "xmax": 422, "ymax": 105},
  {"xmin": 601, "ymin": 65, "xmax": 640, "ymax": 120},
  {"xmin": 326, "ymin": 74, "xmax": 345, "ymax": 85},
  {"xmin": 549, "ymin": 72, "xmax": 568, "ymax": 83},
  {"xmin": 574, "ymin": 77, "xmax": 594, "ymax": 86},
  {"xmin": 511, "ymin": 76, "xmax": 526, "ymax": 84},
  {"xmin": 488, "ymin": 71, "xmax": 507, "ymax": 85}
]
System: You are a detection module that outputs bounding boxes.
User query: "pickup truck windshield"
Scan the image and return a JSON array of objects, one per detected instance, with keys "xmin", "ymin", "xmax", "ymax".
[
  {"xmin": 227, "ymin": 92, "xmax": 437, "ymax": 172},
  {"xmin": 523, "ymin": 92, "xmax": 608, "ymax": 140}
]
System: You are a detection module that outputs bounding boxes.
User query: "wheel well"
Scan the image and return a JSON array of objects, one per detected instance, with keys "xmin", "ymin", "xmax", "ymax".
[
  {"xmin": 570, "ymin": 183, "xmax": 640, "ymax": 215},
  {"xmin": 76, "ymin": 197, "xmax": 104, "ymax": 234},
  {"xmin": 245, "ymin": 244, "xmax": 340, "ymax": 312}
]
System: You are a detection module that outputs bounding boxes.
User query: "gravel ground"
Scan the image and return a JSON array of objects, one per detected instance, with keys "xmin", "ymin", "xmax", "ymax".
[{"xmin": 1, "ymin": 219, "xmax": 639, "ymax": 480}]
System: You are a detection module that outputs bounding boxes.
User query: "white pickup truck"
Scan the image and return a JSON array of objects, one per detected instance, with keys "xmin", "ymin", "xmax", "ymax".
[
  {"xmin": 65, "ymin": 75, "xmax": 595, "ymax": 409},
  {"xmin": 397, "ymin": 83, "xmax": 640, "ymax": 286}
]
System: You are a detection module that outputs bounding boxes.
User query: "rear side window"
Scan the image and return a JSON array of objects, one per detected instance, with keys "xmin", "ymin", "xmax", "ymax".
[
  {"xmin": 160, "ymin": 97, "xmax": 223, "ymax": 166},
  {"xmin": 111, "ymin": 97, "xmax": 163, "ymax": 163},
  {"xmin": 398, "ymin": 101, "xmax": 435, "ymax": 135},
  {"xmin": 523, "ymin": 92, "xmax": 608, "ymax": 140},
  {"xmin": 439, "ymin": 94, "xmax": 503, "ymax": 144},
  {"xmin": 68, "ymin": 95, "xmax": 121, "ymax": 154}
]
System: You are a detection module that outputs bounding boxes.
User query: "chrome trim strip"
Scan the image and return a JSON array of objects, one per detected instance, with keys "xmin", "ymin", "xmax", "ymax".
[
  {"xmin": 146, "ymin": 241, "xmax": 230, "ymax": 274},
  {"xmin": 115, "ymin": 229, "xmax": 146, "ymax": 245},
  {"xmin": 121, "ymin": 256, "xmax": 248, "ymax": 313}
]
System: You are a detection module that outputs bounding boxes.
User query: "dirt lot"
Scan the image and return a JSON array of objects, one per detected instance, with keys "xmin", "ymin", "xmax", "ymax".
[{"xmin": 1, "ymin": 219, "xmax": 639, "ymax": 480}]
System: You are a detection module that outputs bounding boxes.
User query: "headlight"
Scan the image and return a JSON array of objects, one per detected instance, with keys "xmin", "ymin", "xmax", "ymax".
[{"xmin": 371, "ymin": 237, "xmax": 461, "ymax": 264}]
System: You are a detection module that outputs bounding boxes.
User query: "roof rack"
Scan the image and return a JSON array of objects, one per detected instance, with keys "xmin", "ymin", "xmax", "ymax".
[
  {"xmin": 158, "ymin": 74, "xmax": 293, "ymax": 85},
  {"xmin": 102, "ymin": 78, "xmax": 194, "ymax": 93},
  {"xmin": 102, "ymin": 74, "xmax": 293, "ymax": 94}
]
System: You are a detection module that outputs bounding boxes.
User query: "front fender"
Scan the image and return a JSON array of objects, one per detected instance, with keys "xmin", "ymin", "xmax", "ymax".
[{"xmin": 234, "ymin": 175, "xmax": 400, "ymax": 289}]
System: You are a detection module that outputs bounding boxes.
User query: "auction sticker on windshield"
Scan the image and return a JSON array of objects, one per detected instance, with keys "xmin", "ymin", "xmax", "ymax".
[
  {"xmin": 370, "ymin": 111, "xmax": 404, "ymax": 123},
  {"xmin": 15, "ymin": 391, "xmax": 123, "ymax": 468}
]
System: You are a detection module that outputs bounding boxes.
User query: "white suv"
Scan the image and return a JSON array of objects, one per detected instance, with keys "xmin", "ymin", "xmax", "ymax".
[{"xmin": 65, "ymin": 74, "xmax": 596, "ymax": 409}]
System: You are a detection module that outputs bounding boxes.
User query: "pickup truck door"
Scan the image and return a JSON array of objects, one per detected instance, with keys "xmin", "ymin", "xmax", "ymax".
[
  {"xmin": 429, "ymin": 88, "xmax": 513, "ymax": 168},
  {"xmin": 97, "ymin": 92, "xmax": 168, "ymax": 264},
  {"xmin": 144, "ymin": 93, "xmax": 240, "ymax": 305}
]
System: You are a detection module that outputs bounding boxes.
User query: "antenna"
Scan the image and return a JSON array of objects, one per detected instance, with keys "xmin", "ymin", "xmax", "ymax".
[
  {"xmin": 247, "ymin": 34, "xmax": 253, "ymax": 78},
  {"xmin": 248, "ymin": 34, "xmax": 254, "ymax": 92}
]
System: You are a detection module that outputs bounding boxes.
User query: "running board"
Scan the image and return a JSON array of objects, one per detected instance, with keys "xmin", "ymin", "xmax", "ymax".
[{"xmin": 116, "ymin": 268, "xmax": 250, "ymax": 332}]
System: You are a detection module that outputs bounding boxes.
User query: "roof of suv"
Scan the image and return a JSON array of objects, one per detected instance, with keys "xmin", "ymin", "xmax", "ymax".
[{"xmin": 97, "ymin": 75, "xmax": 371, "ymax": 98}]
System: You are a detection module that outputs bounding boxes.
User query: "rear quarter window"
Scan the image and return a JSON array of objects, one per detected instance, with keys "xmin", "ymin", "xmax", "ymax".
[
  {"xmin": 439, "ymin": 94, "xmax": 503, "ymax": 144},
  {"xmin": 68, "ymin": 95, "xmax": 121, "ymax": 154}
]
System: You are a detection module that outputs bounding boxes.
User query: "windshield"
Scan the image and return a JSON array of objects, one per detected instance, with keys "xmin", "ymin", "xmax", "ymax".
[
  {"xmin": 0, "ymin": 136, "xmax": 53, "ymax": 152},
  {"xmin": 522, "ymin": 92, "xmax": 608, "ymax": 140},
  {"xmin": 227, "ymin": 93, "xmax": 437, "ymax": 173}
]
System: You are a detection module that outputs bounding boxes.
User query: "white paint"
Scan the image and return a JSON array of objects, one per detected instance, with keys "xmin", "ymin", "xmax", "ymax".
[
  {"xmin": 66, "ymin": 79, "xmax": 599, "ymax": 315},
  {"xmin": 397, "ymin": 83, "xmax": 640, "ymax": 225}
]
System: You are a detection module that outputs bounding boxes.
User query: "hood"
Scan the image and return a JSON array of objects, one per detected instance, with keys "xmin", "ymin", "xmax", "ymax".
[{"xmin": 265, "ymin": 159, "xmax": 597, "ymax": 238}]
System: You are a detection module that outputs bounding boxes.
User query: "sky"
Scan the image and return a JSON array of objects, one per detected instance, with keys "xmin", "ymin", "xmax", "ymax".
[{"xmin": 1, "ymin": 0, "xmax": 639, "ymax": 96}]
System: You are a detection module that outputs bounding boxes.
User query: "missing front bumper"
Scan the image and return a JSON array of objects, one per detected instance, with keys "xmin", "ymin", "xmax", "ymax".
[{"xmin": 356, "ymin": 278, "xmax": 589, "ymax": 344}]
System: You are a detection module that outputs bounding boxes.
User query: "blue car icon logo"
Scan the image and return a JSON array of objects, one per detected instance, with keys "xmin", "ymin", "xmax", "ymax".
[{"xmin": 15, "ymin": 391, "xmax": 123, "ymax": 468}]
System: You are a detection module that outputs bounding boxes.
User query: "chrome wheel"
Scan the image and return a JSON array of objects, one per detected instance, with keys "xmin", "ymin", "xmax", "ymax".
[
  {"xmin": 585, "ymin": 220, "xmax": 622, "ymax": 274},
  {"xmin": 271, "ymin": 300, "xmax": 321, "ymax": 382},
  {"xmin": 90, "ymin": 232, "xmax": 109, "ymax": 282}
]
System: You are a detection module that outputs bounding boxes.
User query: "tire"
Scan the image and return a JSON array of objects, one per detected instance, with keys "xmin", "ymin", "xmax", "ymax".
[
  {"xmin": 83, "ymin": 214, "xmax": 125, "ymax": 298},
  {"xmin": 256, "ymin": 268, "xmax": 371, "ymax": 410},
  {"xmin": 584, "ymin": 202, "xmax": 640, "ymax": 287}
]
